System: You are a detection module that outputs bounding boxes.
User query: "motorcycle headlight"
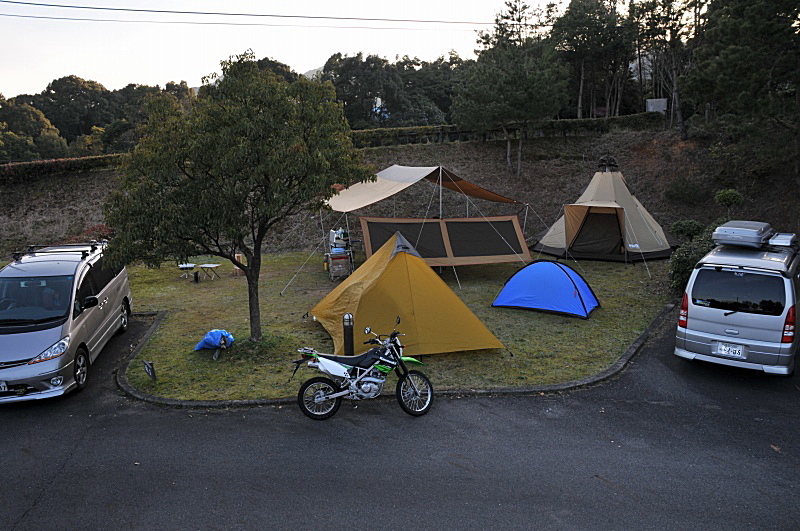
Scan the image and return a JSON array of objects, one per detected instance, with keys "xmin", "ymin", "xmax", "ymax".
[{"xmin": 29, "ymin": 336, "xmax": 70, "ymax": 364}]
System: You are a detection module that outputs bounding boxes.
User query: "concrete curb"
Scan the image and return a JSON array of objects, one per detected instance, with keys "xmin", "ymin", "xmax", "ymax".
[{"xmin": 116, "ymin": 300, "xmax": 679, "ymax": 409}]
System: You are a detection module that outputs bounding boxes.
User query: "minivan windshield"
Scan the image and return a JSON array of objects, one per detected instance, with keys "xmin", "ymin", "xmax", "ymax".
[
  {"xmin": 0, "ymin": 275, "xmax": 73, "ymax": 325},
  {"xmin": 692, "ymin": 269, "xmax": 786, "ymax": 316}
]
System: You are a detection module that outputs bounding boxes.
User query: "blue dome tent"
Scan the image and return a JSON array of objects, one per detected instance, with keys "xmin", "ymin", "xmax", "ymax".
[{"xmin": 492, "ymin": 260, "xmax": 600, "ymax": 319}]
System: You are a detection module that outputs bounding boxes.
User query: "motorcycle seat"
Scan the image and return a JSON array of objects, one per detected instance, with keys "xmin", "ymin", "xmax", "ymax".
[{"xmin": 318, "ymin": 347, "xmax": 384, "ymax": 368}]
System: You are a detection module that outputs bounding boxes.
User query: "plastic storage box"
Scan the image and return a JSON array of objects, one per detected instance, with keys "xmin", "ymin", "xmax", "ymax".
[{"xmin": 712, "ymin": 220, "xmax": 774, "ymax": 249}]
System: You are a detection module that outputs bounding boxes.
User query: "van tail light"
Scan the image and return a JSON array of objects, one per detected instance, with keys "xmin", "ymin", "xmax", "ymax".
[
  {"xmin": 678, "ymin": 292, "xmax": 688, "ymax": 328},
  {"xmin": 782, "ymin": 305, "xmax": 795, "ymax": 343}
]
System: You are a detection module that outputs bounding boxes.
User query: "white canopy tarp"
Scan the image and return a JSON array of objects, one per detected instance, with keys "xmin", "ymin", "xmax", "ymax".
[
  {"xmin": 327, "ymin": 166, "xmax": 438, "ymax": 213},
  {"xmin": 326, "ymin": 165, "xmax": 519, "ymax": 213}
]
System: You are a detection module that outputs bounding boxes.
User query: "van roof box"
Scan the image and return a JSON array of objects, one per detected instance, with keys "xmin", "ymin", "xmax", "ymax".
[{"xmin": 712, "ymin": 220, "xmax": 775, "ymax": 249}]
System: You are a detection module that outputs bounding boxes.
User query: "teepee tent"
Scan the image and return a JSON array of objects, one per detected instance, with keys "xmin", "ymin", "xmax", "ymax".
[
  {"xmin": 533, "ymin": 171, "xmax": 672, "ymax": 261},
  {"xmin": 492, "ymin": 260, "xmax": 600, "ymax": 319},
  {"xmin": 311, "ymin": 232, "xmax": 504, "ymax": 356}
]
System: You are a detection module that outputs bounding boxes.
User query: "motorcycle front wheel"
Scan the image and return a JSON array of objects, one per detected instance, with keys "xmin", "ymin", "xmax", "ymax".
[
  {"xmin": 396, "ymin": 370, "xmax": 433, "ymax": 416},
  {"xmin": 298, "ymin": 377, "xmax": 342, "ymax": 420}
]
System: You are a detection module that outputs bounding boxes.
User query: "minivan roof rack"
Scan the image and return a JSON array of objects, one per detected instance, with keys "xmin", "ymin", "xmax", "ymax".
[{"xmin": 11, "ymin": 242, "xmax": 105, "ymax": 262}]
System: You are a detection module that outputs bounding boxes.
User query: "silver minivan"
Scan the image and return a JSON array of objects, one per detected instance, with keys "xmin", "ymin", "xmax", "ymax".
[
  {"xmin": 0, "ymin": 243, "xmax": 132, "ymax": 402},
  {"xmin": 675, "ymin": 221, "xmax": 798, "ymax": 375}
]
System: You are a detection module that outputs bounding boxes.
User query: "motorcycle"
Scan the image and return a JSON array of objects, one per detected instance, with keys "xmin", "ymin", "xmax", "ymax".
[{"xmin": 291, "ymin": 317, "xmax": 433, "ymax": 420}]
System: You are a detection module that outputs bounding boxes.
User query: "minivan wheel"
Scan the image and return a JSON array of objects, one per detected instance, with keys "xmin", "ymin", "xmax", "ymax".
[
  {"xmin": 74, "ymin": 348, "xmax": 89, "ymax": 391},
  {"xmin": 116, "ymin": 302, "xmax": 129, "ymax": 335}
]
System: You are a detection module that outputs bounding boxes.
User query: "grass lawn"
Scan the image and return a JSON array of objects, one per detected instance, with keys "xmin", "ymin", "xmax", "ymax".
[{"xmin": 124, "ymin": 252, "xmax": 673, "ymax": 401}]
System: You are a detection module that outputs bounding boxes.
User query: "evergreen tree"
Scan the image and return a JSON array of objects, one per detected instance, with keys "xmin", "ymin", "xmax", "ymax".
[
  {"xmin": 454, "ymin": 1, "xmax": 568, "ymax": 174},
  {"xmin": 684, "ymin": 0, "xmax": 799, "ymax": 173},
  {"xmin": 105, "ymin": 52, "xmax": 372, "ymax": 340}
]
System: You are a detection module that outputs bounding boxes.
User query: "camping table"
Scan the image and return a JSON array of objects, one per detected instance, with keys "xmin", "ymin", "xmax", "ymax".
[
  {"xmin": 178, "ymin": 263, "xmax": 196, "ymax": 278},
  {"xmin": 199, "ymin": 263, "xmax": 221, "ymax": 280}
]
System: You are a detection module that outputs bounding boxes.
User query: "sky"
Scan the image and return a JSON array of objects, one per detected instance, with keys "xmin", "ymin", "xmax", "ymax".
[{"xmin": 0, "ymin": 0, "xmax": 555, "ymax": 98}]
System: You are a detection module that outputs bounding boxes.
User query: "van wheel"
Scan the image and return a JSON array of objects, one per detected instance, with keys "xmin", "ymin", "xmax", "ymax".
[
  {"xmin": 116, "ymin": 302, "xmax": 129, "ymax": 335},
  {"xmin": 74, "ymin": 348, "xmax": 89, "ymax": 391}
]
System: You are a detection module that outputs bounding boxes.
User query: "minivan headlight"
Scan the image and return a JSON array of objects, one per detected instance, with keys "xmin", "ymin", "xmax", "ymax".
[{"xmin": 29, "ymin": 337, "xmax": 70, "ymax": 364}]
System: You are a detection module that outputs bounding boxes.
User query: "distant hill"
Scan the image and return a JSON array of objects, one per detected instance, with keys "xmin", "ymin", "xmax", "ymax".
[{"xmin": 302, "ymin": 67, "xmax": 323, "ymax": 80}]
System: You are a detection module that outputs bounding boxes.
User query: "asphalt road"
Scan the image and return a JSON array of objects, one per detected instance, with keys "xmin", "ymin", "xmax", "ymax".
[{"xmin": 2, "ymin": 312, "xmax": 798, "ymax": 530}]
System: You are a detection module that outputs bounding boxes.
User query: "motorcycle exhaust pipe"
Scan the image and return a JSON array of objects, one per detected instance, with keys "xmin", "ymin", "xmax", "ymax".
[{"xmin": 343, "ymin": 313, "xmax": 354, "ymax": 357}]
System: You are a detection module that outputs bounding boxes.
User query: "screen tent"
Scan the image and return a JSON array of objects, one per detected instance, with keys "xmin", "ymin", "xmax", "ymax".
[{"xmin": 360, "ymin": 216, "xmax": 531, "ymax": 267}]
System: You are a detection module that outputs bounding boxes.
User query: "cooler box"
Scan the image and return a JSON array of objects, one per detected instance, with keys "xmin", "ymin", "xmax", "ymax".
[{"xmin": 326, "ymin": 252, "xmax": 351, "ymax": 278}]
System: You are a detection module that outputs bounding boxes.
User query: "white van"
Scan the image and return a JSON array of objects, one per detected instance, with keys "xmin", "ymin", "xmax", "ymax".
[
  {"xmin": 0, "ymin": 243, "xmax": 132, "ymax": 402},
  {"xmin": 675, "ymin": 221, "xmax": 798, "ymax": 375}
]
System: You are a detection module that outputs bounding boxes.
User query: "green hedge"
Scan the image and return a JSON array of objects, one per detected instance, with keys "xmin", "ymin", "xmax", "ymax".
[
  {"xmin": 350, "ymin": 112, "xmax": 665, "ymax": 148},
  {"xmin": 351, "ymin": 125, "xmax": 475, "ymax": 148},
  {"xmin": 0, "ymin": 154, "xmax": 125, "ymax": 184},
  {"xmin": 541, "ymin": 112, "xmax": 666, "ymax": 136}
]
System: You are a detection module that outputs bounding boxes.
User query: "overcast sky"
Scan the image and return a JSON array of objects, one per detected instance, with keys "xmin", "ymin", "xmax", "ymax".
[{"xmin": 0, "ymin": 0, "xmax": 557, "ymax": 98}]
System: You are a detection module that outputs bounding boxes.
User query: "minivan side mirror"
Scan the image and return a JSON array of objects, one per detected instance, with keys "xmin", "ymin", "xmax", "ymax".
[{"xmin": 83, "ymin": 296, "xmax": 99, "ymax": 309}]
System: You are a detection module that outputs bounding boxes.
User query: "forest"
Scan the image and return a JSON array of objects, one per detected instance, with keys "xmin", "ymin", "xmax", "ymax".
[{"xmin": 0, "ymin": 0, "xmax": 798, "ymax": 177}]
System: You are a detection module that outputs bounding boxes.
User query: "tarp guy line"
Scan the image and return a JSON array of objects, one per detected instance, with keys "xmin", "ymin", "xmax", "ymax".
[
  {"xmin": 533, "ymin": 203, "xmax": 588, "ymax": 276},
  {"xmin": 442, "ymin": 175, "xmax": 528, "ymax": 264},
  {"xmin": 414, "ymin": 173, "xmax": 442, "ymax": 251},
  {"xmin": 280, "ymin": 210, "xmax": 347, "ymax": 295}
]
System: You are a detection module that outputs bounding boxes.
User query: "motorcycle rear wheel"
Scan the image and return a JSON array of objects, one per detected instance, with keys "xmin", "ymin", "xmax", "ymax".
[
  {"xmin": 298, "ymin": 377, "xmax": 342, "ymax": 420},
  {"xmin": 396, "ymin": 370, "xmax": 433, "ymax": 416}
]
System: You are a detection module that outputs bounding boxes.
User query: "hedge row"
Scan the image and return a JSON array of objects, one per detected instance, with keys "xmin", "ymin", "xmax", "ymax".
[
  {"xmin": 350, "ymin": 112, "xmax": 666, "ymax": 148},
  {"xmin": 541, "ymin": 112, "xmax": 666, "ymax": 136},
  {"xmin": 0, "ymin": 113, "xmax": 666, "ymax": 180},
  {"xmin": 0, "ymin": 154, "xmax": 125, "ymax": 185}
]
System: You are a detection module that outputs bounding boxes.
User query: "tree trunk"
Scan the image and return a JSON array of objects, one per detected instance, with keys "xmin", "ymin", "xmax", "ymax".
[
  {"xmin": 670, "ymin": 47, "xmax": 688, "ymax": 141},
  {"xmin": 502, "ymin": 125, "xmax": 513, "ymax": 173},
  {"xmin": 794, "ymin": 124, "xmax": 799, "ymax": 178},
  {"xmin": 244, "ymin": 252, "xmax": 262, "ymax": 340},
  {"xmin": 516, "ymin": 128, "xmax": 524, "ymax": 176},
  {"xmin": 636, "ymin": 29, "xmax": 644, "ymax": 112},
  {"xmin": 795, "ymin": 85, "xmax": 800, "ymax": 177},
  {"xmin": 577, "ymin": 59, "xmax": 585, "ymax": 119}
]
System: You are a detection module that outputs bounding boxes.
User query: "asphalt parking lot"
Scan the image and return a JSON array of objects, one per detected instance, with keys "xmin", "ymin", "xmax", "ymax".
[{"xmin": 2, "ymin": 311, "xmax": 798, "ymax": 529}]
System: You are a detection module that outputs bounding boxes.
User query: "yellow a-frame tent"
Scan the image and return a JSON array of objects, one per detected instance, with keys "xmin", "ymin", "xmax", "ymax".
[{"xmin": 311, "ymin": 233, "xmax": 503, "ymax": 356}]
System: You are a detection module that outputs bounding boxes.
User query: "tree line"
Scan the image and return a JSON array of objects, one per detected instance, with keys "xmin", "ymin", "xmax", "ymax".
[
  {"xmin": 1, "ymin": 0, "xmax": 798, "ymax": 175},
  {"xmin": 0, "ymin": 79, "xmax": 193, "ymax": 163}
]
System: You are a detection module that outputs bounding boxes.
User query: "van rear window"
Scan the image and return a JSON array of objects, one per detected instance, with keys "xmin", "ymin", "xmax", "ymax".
[{"xmin": 692, "ymin": 269, "xmax": 786, "ymax": 316}]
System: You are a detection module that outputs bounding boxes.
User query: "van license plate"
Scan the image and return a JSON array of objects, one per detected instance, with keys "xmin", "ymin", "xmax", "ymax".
[
  {"xmin": 718, "ymin": 342, "xmax": 744, "ymax": 359},
  {"xmin": 0, "ymin": 381, "xmax": 6, "ymax": 392}
]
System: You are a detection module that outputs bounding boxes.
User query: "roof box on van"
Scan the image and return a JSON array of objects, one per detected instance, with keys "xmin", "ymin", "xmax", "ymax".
[{"xmin": 712, "ymin": 220, "xmax": 775, "ymax": 249}]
